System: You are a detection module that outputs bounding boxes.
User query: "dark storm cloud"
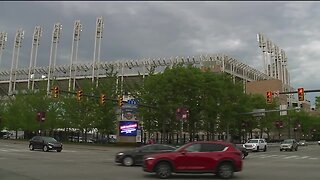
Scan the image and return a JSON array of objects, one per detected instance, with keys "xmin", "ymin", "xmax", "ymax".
[{"xmin": 0, "ymin": 1, "xmax": 320, "ymax": 103}]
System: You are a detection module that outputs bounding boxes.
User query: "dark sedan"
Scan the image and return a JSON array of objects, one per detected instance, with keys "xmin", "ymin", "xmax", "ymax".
[
  {"xmin": 29, "ymin": 136, "xmax": 63, "ymax": 152},
  {"xmin": 115, "ymin": 144, "xmax": 176, "ymax": 166}
]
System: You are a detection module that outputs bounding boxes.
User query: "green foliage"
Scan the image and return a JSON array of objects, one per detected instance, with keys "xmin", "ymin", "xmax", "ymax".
[
  {"xmin": 137, "ymin": 65, "xmax": 260, "ymax": 138},
  {"xmin": 0, "ymin": 75, "xmax": 118, "ymax": 135}
]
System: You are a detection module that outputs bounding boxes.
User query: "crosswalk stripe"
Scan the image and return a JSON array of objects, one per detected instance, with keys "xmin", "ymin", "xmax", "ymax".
[
  {"xmin": 283, "ymin": 155, "xmax": 298, "ymax": 159},
  {"xmin": 267, "ymin": 155, "xmax": 279, "ymax": 157},
  {"xmin": 295, "ymin": 156, "xmax": 309, "ymax": 160},
  {"xmin": 309, "ymin": 157, "xmax": 318, "ymax": 160}
]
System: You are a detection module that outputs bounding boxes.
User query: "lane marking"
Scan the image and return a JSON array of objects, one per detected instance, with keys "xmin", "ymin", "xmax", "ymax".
[
  {"xmin": 294, "ymin": 156, "xmax": 309, "ymax": 160},
  {"xmin": 283, "ymin": 155, "xmax": 298, "ymax": 159}
]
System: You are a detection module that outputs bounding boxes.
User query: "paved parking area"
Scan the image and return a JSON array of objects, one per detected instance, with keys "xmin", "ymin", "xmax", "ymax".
[{"xmin": 1, "ymin": 140, "xmax": 320, "ymax": 180}]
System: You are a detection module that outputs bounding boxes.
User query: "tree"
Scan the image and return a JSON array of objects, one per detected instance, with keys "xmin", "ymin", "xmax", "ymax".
[{"xmin": 138, "ymin": 64, "xmax": 250, "ymax": 142}]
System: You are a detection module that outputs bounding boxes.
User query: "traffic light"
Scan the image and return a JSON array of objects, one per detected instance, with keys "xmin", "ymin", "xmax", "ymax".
[
  {"xmin": 298, "ymin": 88, "xmax": 304, "ymax": 101},
  {"xmin": 118, "ymin": 96, "xmax": 123, "ymax": 107},
  {"xmin": 100, "ymin": 94, "xmax": 106, "ymax": 105},
  {"xmin": 266, "ymin": 91, "xmax": 272, "ymax": 104},
  {"xmin": 52, "ymin": 86, "xmax": 60, "ymax": 98},
  {"xmin": 77, "ymin": 90, "xmax": 83, "ymax": 101}
]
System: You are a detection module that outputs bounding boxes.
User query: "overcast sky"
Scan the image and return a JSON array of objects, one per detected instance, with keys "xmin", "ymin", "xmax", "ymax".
[{"xmin": 0, "ymin": 1, "xmax": 319, "ymax": 104}]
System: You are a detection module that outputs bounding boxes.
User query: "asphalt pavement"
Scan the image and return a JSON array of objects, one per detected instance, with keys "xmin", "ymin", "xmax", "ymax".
[{"xmin": 1, "ymin": 139, "xmax": 320, "ymax": 180}]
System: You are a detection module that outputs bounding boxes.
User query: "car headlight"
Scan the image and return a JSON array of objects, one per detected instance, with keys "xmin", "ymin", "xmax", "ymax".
[
  {"xmin": 48, "ymin": 145, "xmax": 53, "ymax": 148},
  {"xmin": 117, "ymin": 152, "xmax": 124, "ymax": 156}
]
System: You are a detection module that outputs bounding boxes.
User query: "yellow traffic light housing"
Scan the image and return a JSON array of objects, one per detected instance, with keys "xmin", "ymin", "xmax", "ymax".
[
  {"xmin": 266, "ymin": 91, "xmax": 272, "ymax": 104},
  {"xmin": 77, "ymin": 90, "xmax": 83, "ymax": 101},
  {"xmin": 118, "ymin": 96, "xmax": 123, "ymax": 107},
  {"xmin": 100, "ymin": 94, "xmax": 106, "ymax": 105},
  {"xmin": 52, "ymin": 86, "xmax": 60, "ymax": 98},
  {"xmin": 298, "ymin": 88, "xmax": 304, "ymax": 101}
]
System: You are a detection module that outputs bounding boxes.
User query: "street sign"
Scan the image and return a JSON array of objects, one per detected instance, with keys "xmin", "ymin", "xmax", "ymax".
[
  {"xmin": 279, "ymin": 105, "xmax": 287, "ymax": 116},
  {"xmin": 176, "ymin": 107, "xmax": 189, "ymax": 121},
  {"xmin": 127, "ymin": 99, "xmax": 138, "ymax": 105},
  {"xmin": 36, "ymin": 111, "xmax": 46, "ymax": 122}
]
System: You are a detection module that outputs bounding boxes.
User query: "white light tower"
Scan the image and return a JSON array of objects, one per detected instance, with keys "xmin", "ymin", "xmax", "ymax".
[
  {"xmin": 47, "ymin": 23, "xmax": 62, "ymax": 95},
  {"xmin": 92, "ymin": 16, "xmax": 104, "ymax": 88},
  {"xmin": 28, "ymin": 26, "xmax": 43, "ymax": 90},
  {"xmin": 8, "ymin": 28, "xmax": 24, "ymax": 95},
  {"xmin": 0, "ymin": 32, "xmax": 8, "ymax": 69},
  {"xmin": 68, "ymin": 20, "xmax": 82, "ymax": 91}
]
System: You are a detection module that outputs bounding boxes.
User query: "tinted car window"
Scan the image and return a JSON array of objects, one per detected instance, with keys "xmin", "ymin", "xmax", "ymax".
[
  {"xmin": 156, "ymin": 145, "xmax": 175, "ymax": 151},
  {"xmin": 248, "ymin": 140, "xmax": 258, "ymax": 143},
  {"xmin": 185, "ymin": 143, "xmax": 201, "ymax": 152},
  {"xmin": 140, "ymin": 145, "xmax": 156, "ymax": 152},
  {"xmin": 32, "ymin": 136, "xmax": 41, "ymax": 141},
  {"xmin": 201, "ymin": 143, "xmax": 227, "ymax": 152}
]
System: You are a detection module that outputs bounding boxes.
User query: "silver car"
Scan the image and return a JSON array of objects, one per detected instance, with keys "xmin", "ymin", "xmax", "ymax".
[
  {"xmin": 298, "ymin": 140, "xmax": 308, "ymax": 146},
  {"xmin": 280, "ymin": 139, "xmax": 298, "ymax": 151}
]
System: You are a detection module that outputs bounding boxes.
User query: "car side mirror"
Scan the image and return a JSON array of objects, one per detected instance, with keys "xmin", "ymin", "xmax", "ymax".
[{"xmin": 179, "ymin": 149, "xmax": 187, "ymax": 155}]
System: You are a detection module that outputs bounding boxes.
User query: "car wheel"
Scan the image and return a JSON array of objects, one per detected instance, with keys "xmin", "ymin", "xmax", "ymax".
[
  {"xmin": 122, "ymin": 156, "xmax": 134, "ymax": 166},
  {"xmin": 263, "ymin": 146, "xmax": 267, "ymax": 152},
  {"xmin": 43, "ymin": 145, "xmax": 49, "ymax": 152},
  {"xmin": 57, "ymin": 150, "xmax": 62, "ymax": 152},
  {"xmin": 280, "ymin": 149, "xmax": 282, "ymax": 151},
  {"xmin": 155, "ymin": 162, "xmax": 172, "ymax": 179},
  {"xmin": 256, "ymin": 146, "xmax": 259, "ymax": 152},
  {"xmin": 29, "ymin": 144, "xmax": 34, "ymax": 151},
  {"xmin": 217, "ymin": 162, "xmax": 234, "ymax": 179}
]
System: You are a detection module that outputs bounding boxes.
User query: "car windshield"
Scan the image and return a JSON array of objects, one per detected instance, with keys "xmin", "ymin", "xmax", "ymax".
[
  {"xmin": 247, "ymin": 140, "xmax": 258, "ymax": 143},
  {"xmin": 42, "ymin": 137, "xmax": 58, "ymax": 143},
  {"xmin": 283, "ymin": 139, "xmax": 293, "ymax": 143}
]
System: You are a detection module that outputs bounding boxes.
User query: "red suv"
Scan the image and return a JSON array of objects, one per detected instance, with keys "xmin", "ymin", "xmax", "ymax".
[{"xmin": 143, "ymin": 141, "xmax": 242, "ymax": 179}]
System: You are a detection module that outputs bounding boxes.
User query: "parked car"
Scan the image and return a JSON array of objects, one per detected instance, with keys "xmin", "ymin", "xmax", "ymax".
[
  {"xmin": 318, "ymin": 140, "xmax": 320, "ymax": 145},
  {"xmin": 115, "ymin": 144, "xmax": 176, "ymax": 166},
  {"xmin": 280, "ymin": 139, "xmax": 298, "ymax": 151},
  {"xmin": 143, "ymin": 141, "xmax": 243, "ymax": 179},
  {"xmin": 29, "ymin": 136, "xmax": 63, "ymax": 152},
  {"xmin": 298, "ymin": 140, "xmax": 308, "ymax": 146},
  {"xmin": 243, "ymin": 139, "xmax": 267, "ymax": 152},
  {"xmin": 235, "ymin": 144, "xmax": 248, "ymax": 159}
]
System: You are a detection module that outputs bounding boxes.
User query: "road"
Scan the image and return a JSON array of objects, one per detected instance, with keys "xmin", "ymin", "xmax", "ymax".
[{"xmin": 1, "ymin": 140, "xmax": 320, "ymax": 180}]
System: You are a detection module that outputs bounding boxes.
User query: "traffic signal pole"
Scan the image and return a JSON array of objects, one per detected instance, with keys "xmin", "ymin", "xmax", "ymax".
[
  {"xmin": 277, "ymin": 89, "xmax": 320, "ymax": 94},
  {"xmin": 50, "ymin": 88, "xmax": 158, "ymax": 109}
]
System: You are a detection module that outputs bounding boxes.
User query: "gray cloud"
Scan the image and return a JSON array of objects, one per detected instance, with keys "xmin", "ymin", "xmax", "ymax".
[{"xmin": 0, "ymin": 1, "xmax": 319, "ymax": 103}]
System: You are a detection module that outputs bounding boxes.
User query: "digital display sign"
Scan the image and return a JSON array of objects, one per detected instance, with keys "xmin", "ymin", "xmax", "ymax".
[{"xmin": 119, "ymin": 121, "xmax": 138, "ymax": 136}]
